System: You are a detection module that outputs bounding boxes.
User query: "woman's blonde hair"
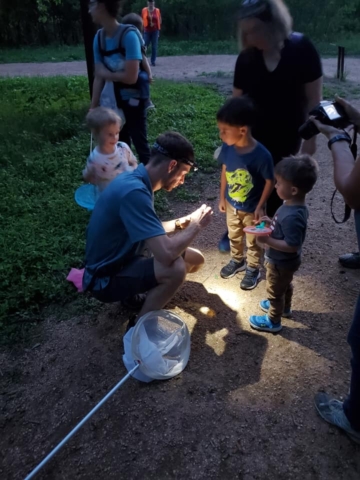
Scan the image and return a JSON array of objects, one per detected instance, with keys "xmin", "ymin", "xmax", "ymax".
[
  {"xmin": 86, "ymin": 107, "xmax": 121, "ymax": 133},
  {"xmin": 238, "ymin": 0, "xmax": 293, "ymax": 50}
]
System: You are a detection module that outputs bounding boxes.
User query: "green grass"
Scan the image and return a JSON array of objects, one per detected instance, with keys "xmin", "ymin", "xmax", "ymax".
[
  {"xmin": 0, "ymin": 77, "xmax": 223, "ymax": 341},
  {"xmin": 1, "ymin": 34, "xmax": 360, "ymax": 64}
]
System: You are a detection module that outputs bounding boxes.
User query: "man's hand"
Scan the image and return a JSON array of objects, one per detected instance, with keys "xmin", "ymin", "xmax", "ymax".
[
  {"xmin": 310, "ymin": 116, "xmax": 342, "ymax": 140},
  {"xmin": 335, "ymin": 96, "xmax": 360, "ymax": 129},
  {"xmin": 190, "ymin": 204, "xmax": 213, "ymax": 229},
  {"xmin": 218, "ymin": 198, "xmax": 226, "ymax": 213},
  {"xmin": 254, "ymin": 206, "xmax": 264, "ymax": 222}
]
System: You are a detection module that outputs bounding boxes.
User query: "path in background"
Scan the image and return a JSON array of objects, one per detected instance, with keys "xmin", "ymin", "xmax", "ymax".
[{"xmin": 0, "ymin": 55, "xmax": 359, "ymax": 82}]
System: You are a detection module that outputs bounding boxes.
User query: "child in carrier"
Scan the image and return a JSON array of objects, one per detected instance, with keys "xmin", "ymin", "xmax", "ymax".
[
  {"xmin": 83, "ymin": 107, "xmax": 138, "ymax": 192},
  {"xmin": 122, "ymin": 13, "xmax": 155, "ymax": 110}
]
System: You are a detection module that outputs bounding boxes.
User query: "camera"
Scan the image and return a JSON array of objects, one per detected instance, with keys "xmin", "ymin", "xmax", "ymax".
[{"xmin": 299, "ymin": 100, "xmax": 350, "ymax": 140}]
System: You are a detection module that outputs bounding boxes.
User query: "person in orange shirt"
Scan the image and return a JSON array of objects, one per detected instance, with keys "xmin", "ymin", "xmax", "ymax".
[{"xmin": 141, "ymin": 0, "xmax": 161, "ymax": 66}]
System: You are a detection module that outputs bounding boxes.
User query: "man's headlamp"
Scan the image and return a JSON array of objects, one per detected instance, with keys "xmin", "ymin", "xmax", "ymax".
[{"xmin": 152, "ymin": 142, "xmax": 198, "ymax": 171}]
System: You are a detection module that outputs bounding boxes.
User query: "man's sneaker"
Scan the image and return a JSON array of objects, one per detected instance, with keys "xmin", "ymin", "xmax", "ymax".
[
  {"xmin": 249, "ymin": 314, "xmax": 282, "ymax": 332},
  {"xmin": 218, "ymin": 231, "xmax": 230, "ymax": 253},
  {"xmin": 122, "ymin": 293, "xmax": 147, "ymax": 310},
  {"xmin": 339, "ymin": 252, "xmax": 360, "ymax": 269},
  {"xmin": 145, "ymin": 99, "xmax": 156, "ymax": 110},
  {"xmin": 259, "ymin": 299, "xmax": 292, "ymax": 318},
  {"xmin": 220, "ymin": 259, "xmax": 246, "ymax": 279},
  {"xmin": 314, "ymin": 392, "xmax": 360, "ymax": 445},
  {"xmin": 240, "ymin": 267, "xmax": 260, "ymax": 290}
]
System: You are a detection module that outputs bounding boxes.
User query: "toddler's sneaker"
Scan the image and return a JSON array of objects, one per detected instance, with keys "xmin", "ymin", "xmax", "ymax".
[
  {"xmin": 249, "ymin": 314, "xmax": 282, "ymax": 332},
  {"xmin": 240, "ymin": 267, "xmax": 260, "ymax": 290},
  {"xmin": 314, "ymin": 392, "xmax": 360, "ymax": 445},
  {"xmin": 220, "ymin": 259, "xmax": 246, "ymax": 279},
  {"xmin": 259, "ymin": 299, "xmax": 292, "ymax": 318}
]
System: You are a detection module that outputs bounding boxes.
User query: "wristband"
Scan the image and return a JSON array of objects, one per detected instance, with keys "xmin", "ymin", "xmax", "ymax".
[
  {"xmin": 175, "ymin": 219, "xmax": 183, "ymax": 230},
  {"xmin": 328, "ymin": 133, "xmax": 351, "ymax": 150}
]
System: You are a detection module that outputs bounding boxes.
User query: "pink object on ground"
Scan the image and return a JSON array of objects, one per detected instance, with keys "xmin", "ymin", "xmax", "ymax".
[{"xmin": 67, "ymin": 268, "xmax": 85, "ymax": 292}]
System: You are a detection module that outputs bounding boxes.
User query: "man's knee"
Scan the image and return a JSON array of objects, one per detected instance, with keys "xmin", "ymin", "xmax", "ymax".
[
  {"xmin": 184, "ymin": 248, "xmax": 205, "ymax": 273},
  {"xmin": 155, "ymin": 256, "xmax": 187, "ymax": 285}
]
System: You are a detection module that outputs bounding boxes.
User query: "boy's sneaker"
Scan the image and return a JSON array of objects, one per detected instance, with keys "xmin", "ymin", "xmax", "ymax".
[
  {"xmin": 314, "ymin": 392, "xmax": 360, "ymax": 445},
  {"xmin": 220, "ymin": 259, "xmax": 246, "ymax": 279},
  {"xmin": 259, "ymin": 299, "xmax": 292, "ymax": 318},
  {"xmin": 240, "ymin": 267, "xmax": 260, "ymax": 290},
  {"xmin": 249, "ymin": 314, "xmax": 282, "ymax": 333},
  {"xmin": 218, "ymin": 231, "xmax": 230, "ymax": 253}
]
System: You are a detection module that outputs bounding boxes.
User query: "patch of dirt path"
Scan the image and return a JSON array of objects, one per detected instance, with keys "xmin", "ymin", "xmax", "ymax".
[{"xmin": 0, "ymin": 55, "xmax": 360, "ymax": 83}]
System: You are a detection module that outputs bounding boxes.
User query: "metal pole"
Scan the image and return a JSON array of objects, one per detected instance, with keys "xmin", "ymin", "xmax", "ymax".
[
  {"xmin": 24, "ymin": 363, "xmax": 140, "ymax": 480},
  {"xmin": 340, "ymin": 47, "xmax": 345, "ymax": 80},
  {"xmin": 337, "ymin": 46, "xmax": 341, "ymax": 79},
  {"xmin": 79, "ymin": 0, "xmax": 97, "ymax": 98}
]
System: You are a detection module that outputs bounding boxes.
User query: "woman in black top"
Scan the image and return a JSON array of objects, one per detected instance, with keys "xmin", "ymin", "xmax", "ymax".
[{"xmin": 233, "ymin": 0, "xmax": 322, "ymax": 216}]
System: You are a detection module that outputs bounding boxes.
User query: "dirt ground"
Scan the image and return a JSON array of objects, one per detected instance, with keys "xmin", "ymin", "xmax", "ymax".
[
  {"xmin": 1, "ymin": 59, "xmax": 360, "ymax": 480},
  {"xmin": 0, "ymin": 55, "xmax": 360, "ymax": 83}
]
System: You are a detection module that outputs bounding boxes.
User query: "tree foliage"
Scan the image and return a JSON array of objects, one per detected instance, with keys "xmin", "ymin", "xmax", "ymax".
[{"xmin": 0, "ymin": 0, "xmax": 360, "ymax": 47}]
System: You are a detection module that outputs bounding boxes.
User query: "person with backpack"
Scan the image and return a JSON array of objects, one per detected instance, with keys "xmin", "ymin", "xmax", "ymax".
[
  {"xmin": 141, "ymin": 0, "xmax": 161, "ymax": 67},
  {"xmin": 89, "ymin": 0, "xmax": 150, "ymax": 165}
]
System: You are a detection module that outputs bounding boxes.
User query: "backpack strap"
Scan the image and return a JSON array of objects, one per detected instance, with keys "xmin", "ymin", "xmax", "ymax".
[{"xmin": 97, "ymin": 25, "xmax": 143, "ymax": 58}]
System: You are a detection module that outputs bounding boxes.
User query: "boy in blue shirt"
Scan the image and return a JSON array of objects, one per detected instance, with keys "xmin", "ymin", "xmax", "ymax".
[
  {"xmin": 250, "ymin": 155, "xmax": 318, "ymax": 332},
  {"xmin": 217, "ymin": 97, "xmax": 274, "ymax": 290}
]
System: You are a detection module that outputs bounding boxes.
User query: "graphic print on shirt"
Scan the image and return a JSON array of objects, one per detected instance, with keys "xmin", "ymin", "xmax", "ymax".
[
  {"xmin": 226, "ymin": 168, "xmax": 253, "ymax": 203},
  {"xmin": 270, "ymin": 214, "xmax": 278, "ymax": 232}
]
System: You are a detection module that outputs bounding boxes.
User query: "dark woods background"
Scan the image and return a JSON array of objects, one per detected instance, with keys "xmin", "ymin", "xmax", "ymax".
[{"xmin": 1, "ymin": 0, "xmax": 360, "ymax": 47}]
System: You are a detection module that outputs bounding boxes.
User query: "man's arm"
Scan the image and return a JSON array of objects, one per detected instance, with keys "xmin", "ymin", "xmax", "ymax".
[
  {"xmin": 95, "ymin": 60, "xmax": 139, "ymax": 85},
  {"xmin": 300, "ymin": 77, "xmax": 323, "ymax": 155},
  {"xmin": 147, "ymin": 206, "xmax": 213, "ymax": 267},
  {"xmin": 328, "ymin": 142, "xmax": 360, "ymax": 210},
  {"xmin": 90, "ymin": 76, "xmax": 104, "ymax": 109}
]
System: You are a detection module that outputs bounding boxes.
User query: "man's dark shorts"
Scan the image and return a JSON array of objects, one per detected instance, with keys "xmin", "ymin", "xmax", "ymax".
[{"xmin": 91, "ymin": 256, "xmax": 158, "ymax": 303}]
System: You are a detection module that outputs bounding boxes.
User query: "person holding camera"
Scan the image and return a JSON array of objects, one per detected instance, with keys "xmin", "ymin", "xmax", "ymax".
[{"xmin": 311, "ymin": 97, "xmax": 360, "ymax": 444}]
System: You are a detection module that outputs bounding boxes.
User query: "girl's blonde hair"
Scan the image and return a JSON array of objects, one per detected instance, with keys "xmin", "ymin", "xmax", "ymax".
[
  {"xmin": 238, "ymin": 0, "xmax": 293, "ymax": 50},
  {"xmin": 86, "ymin": 107, "xmax": 121, "ymax": 133}
]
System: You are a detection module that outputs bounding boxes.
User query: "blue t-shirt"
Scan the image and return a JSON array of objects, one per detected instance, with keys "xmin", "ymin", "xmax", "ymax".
[
  {"xmin": 83, "ymin": 164, "xmax": 165, "ymax": 292},
  {"xmin": 219, "ymin": 142, "xmax": 274, "ymax": 213},
  {"xmin": 266, "ymin": 204, "xmax": 309, "ymax": 268},
  {"xmin": 93, "ymin": 29, "xmax": 142, "ymax": 100}
]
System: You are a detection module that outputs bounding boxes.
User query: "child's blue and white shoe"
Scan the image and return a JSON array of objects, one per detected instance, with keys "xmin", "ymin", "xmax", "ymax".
[
  {"xmin": 249, "ymin": 314, "xmax": 282, "ymax": 333},
  {"xmin": 259, "ymin": 299, "xmax": 292, "ymax": 318}
]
